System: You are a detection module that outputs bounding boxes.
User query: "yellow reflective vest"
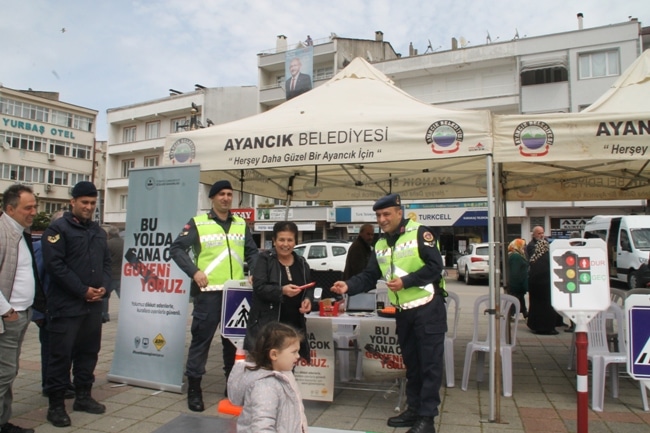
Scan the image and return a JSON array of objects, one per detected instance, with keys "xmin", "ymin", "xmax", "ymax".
[{"xmin": 193, "ymin": 214, "xmax": 246, "ymax": 290}]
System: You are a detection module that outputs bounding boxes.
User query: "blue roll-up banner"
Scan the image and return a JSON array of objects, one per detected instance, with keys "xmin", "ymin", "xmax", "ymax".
[{"xmin": 107, "ymin": 165, "xmax": 199, "ymax": 392}]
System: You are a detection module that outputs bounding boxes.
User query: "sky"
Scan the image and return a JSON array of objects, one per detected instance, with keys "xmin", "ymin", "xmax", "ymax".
[{"xmin": 1, "ymin": 0, "xmax": 648, "ymax": 140}]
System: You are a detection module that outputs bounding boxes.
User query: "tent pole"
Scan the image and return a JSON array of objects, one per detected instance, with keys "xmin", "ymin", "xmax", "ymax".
[
  {"xmin": 486, "ymin": 155, "xmax": 497, "ymax": 422},
  {"xmin": 238, "ymin": 170, "xmax": 244, "ymax": 207},
  {"xmin": 284, "ymin": 175, "xmax": 296, "ymax": 221},
  {"xmin": 494, "ymin": 163, "xmax": 506, "ymax": 423}
]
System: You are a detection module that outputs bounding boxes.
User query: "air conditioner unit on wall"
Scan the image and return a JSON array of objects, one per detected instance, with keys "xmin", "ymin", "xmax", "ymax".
[
  {"xmin": 48, "ymin": 153, "xmax": 56, "ymax": 161},
  {"xmin": 45, "ymin": 184, "xmax": 52, "ymax": 192}
]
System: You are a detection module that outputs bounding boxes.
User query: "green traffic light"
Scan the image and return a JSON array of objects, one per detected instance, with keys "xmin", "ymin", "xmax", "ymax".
[
  {"xmin": 566, "ymin": 282, "xmax": 577, "ymax": 292},
  {"xmin": 579, "ymin": 273, "xmax": 591, "ymax": 283}
]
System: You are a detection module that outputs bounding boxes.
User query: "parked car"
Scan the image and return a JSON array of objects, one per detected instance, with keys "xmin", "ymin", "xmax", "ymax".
[
  {"xmin": 294, "ymin": 240, "xmax": 351, "ymax": 272},
  {"xmin": 456, "ymin": 243, "xmax": 490, "ymax": 285}
]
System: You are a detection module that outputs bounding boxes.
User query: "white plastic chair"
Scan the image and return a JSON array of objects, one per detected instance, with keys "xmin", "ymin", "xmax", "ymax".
[
  {"xmin": 567, "ymin": 288, "xmax": 628, "ymax": 371},
  {"xmin": 461, "ymin": 294, "xmax": 520, "ymax": 397},
  {"xmin": 587, "ymin": 302, "xmax": 649, "ymax": 412},
  {"xmin": 444, "ymin": 291, "xmax": 460, "ymax": 388},
  {"xmin": 610, "ymin": 287, "xmax": 627, "ymax": 307}
]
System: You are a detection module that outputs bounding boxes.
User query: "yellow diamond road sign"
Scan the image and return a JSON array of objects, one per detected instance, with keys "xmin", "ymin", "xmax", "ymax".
[{"xmin": 153, "ymin": 333, "xmax": 166, "ymax": 351}]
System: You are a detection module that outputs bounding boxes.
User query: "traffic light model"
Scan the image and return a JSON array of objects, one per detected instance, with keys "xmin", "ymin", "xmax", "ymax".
[{"xmin": 554, "ymin": 251, "xmax": 580, "ymax": 294}]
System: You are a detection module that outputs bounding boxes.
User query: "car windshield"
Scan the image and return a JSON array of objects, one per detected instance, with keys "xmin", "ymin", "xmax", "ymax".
[
  {"xmin": 294, "ymin": 246, "xmax": 306, "ymax": 257},
  {"xmin": 475, "ymin": 246, "xmax": 489, "ymax": 256},
  {"xmin": 631, "ymin": 228, "xmax": 650, "ymax": 250}
]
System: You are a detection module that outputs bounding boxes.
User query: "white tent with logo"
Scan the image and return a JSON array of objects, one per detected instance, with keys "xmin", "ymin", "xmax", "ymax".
[
  {"xmin": 164, "ymin": 57, "xmax": 508, "ymax": 419},
  {"xmin": 164, "ymin": 58, "xmax": 493, "ymax": 202},
  {"xmin": 494, "ymin": 49, "xmax": 650, "ymax": 201}
]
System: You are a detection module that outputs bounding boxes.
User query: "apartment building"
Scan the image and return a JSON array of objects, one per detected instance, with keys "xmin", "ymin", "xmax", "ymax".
[
  {"xmin": 0, "ymin": 85, "xmax": 97, "ymax": 216},
  {"xmin": 258, "ymin": 31, "xmax": 400, "ymax": 111},
  {"xmin": 104, "ymin": 86, "xmax": 258, "ymax": 226}
]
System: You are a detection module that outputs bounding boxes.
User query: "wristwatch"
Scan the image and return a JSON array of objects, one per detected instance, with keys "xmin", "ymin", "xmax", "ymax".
[{"xmin": 2, "ymin": 309, "xmax": 15, "ymax": 318}]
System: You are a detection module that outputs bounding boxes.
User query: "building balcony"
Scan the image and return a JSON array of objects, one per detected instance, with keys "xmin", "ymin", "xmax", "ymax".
[
  {"xmin": 106, "ymin": 178, "xmax": 129, "ymax": 189},
  {"xmin": 107, "ymin": 137, "xmax": 166, "ymax": 155}
]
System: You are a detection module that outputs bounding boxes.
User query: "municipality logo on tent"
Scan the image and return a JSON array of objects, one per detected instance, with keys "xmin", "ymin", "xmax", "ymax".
[{"xmin": 513, "ymin": 121, "xmax": 554, "ymax": 158}]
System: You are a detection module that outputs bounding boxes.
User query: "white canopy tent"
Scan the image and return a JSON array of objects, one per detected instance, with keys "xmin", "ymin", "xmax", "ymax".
[
  {"xmin": 494, "ymin": 49, "xmax": 650, "ymax": 201},
  {"xmin": 164, "ymin": 58, "xmax": 493, "ymax": 202},
  {"xmin": 164, "ymin": 58, "xmax": 506, "ymax": 420}
]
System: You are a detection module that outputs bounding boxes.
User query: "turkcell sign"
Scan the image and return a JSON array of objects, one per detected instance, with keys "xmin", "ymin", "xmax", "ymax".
[
  {"xmin": 404, "ymin": 208, "xmax": 487, "ymax": 227},
  {"xmin": 626, "ymin": 295, "xmax": 650, "ymax": 380}
]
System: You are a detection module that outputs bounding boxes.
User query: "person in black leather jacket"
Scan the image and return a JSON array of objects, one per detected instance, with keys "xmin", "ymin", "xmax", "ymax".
[{"xmin": 244, "ymin": 221, "xmax": 313, "ymax": 362}]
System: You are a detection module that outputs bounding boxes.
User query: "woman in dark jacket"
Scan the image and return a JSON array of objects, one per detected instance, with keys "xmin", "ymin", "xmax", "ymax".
[
  {"xmin": 507, "ymin": 238, "xmax": 529, "ymax": 318},
  {"xmin": 244, "ymin": 221, "xmax": 313, "ymax": 362}
]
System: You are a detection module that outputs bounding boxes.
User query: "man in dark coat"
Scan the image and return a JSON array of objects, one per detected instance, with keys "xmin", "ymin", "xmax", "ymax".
[
  {"xmin": 42, "ymin": 181, "xmax": 110, "ymax": 427},
  {"xmin": 343, "ymin": 224, "xmax": 375, "ymax": 279},
  {"xmin": 526, "ymin": 226, "xmax": 545, "ymax": 259}
]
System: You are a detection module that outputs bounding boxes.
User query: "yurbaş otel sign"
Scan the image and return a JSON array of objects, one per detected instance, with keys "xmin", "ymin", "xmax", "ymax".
[{"xmin": 2, "ymin": 117, "xmax": 77, "ymax": 139}]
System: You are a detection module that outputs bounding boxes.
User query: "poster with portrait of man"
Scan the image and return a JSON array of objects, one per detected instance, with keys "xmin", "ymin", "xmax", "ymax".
[{"xmin": 285, "ymin": 46, "xmax": 313, "ymax": 100}]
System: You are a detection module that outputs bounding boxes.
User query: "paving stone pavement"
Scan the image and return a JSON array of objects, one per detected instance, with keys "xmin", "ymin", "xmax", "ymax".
[{"xmin": 8, "ymin": 277, "xmax": 650, "ymax": 432}]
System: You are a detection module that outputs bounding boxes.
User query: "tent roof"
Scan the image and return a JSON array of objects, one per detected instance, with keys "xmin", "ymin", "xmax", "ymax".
[{"xmin": 165, "ymin": 58, "xmax": 493, "ymax": 201}]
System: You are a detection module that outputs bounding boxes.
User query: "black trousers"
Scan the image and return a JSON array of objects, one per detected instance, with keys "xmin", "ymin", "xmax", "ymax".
[
  {"xmin": 45, "ymin": 312, "xmax": 102, "ymax": 393},
  {"xmin": 395, "ymin": 295, "xmax": 447, "ymax": 418},
  {"xmin": 185, "ymin": 291, "xmax": 236, "ymax": 379}
]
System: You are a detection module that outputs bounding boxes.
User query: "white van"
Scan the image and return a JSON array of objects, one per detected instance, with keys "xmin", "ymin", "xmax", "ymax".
[{"xmin": 583, "ymin": 215, "xmax": 650, "ymax": 289}]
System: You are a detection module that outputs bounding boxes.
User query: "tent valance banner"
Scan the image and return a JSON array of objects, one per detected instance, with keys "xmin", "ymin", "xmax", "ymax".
[
  {"xmin": 164, "ymin": 57, "xmax": 493, "ymax": 201},
  {"xmin": 493, "ymin": 111, "xmax": 650, "ymax": 201}
]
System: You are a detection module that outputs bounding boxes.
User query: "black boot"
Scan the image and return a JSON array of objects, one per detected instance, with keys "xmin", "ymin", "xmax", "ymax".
[
  {"xmin": 387, "ymin": 407, "xmax": 418, "ymax": 427},
  {"xmin": 73, "ymin": 385, "xmax": 106, "ymax": 414},
  {"xmin": 47, "ymin": 390, "xmax": 71, "ymax": 427},
  {"xmin": 187, "ymin": 377, "xmax": 205, "ymax": 412},
  {"xmin": 407, "ymin": 416, "xmax": 435, "ymax": 433}
]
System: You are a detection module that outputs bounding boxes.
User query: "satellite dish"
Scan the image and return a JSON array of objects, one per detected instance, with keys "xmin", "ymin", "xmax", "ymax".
[
  {"xmin": 424, "ymin": 39, "xmax": 436, "ymax": 54},
  {"xmin": 459, "ymin": 36, "xmax": 468, "ymax": 48},
  {"xmin": 1, "ymin": 142, "xmax": 9, "ymax": 151}
]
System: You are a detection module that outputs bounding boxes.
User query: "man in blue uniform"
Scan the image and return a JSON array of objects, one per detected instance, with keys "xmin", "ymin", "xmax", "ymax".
[
  {"xmin": 42, "ymin": 181, "xmax": 110, "ymax": 428},
  {"xmin": 170, "ymin": 180, "xmax": 259, "ymax": 412},
  {"xmin": 332, "ymin": 194, "xmax": 446, "ymax": 433}
]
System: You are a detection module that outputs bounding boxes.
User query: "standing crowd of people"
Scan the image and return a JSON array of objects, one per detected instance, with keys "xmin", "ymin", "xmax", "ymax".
[
  {"xmin": 0, "ymin": 181, "xmax": 119, "ymax": 432},
  {"xmin": 508, "ymin": 226, "xmax": 569, "ymax": 336}
]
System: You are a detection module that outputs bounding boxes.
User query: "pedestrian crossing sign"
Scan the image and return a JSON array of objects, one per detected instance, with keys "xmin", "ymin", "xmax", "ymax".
[
  {"xmin": 626, "ymin": 295, "xmax": 650, "ymax": 380},
  {"xmin": 221, "ymin": 281, "xmax": 253, "ymax": 339}
]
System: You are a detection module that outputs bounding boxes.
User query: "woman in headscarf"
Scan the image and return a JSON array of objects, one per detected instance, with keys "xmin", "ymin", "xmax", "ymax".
[
  {"xmin": 526, "ymin": 238, "xmax": 560, "ymax": 335},
  {"xmin": 507, "ymin": 238, "xmax": 528, "ymax": 318}
]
